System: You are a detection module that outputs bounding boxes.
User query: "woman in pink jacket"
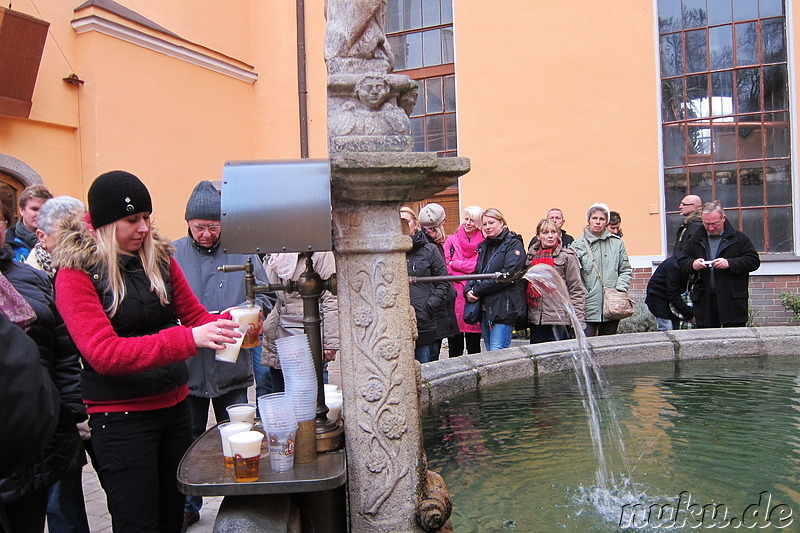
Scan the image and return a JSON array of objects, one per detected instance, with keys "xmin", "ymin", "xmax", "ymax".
[{"xmin": 443, "ymin": 206, "xmax": 484, "ymax": 356}]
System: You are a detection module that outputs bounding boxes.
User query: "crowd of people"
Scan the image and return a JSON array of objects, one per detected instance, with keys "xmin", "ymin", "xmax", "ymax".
[{"xmin": 0, "ymin": 169, "xmax": 762, "ymax": 532}]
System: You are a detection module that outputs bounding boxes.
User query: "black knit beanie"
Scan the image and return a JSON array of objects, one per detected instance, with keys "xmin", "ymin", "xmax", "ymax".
[
  {"xmin": 184, "ymin": 180, "xmax": 221, "ymax": 221},
  {"xmin": 88, "ymin": 171, "xmax": 152, "ymax": 229}
]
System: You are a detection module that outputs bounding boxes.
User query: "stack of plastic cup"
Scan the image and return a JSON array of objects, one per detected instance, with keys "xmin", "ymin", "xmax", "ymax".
[
  {"xmin": 274, "ymin": 334, "xmax": 318, "ymax": 423},
  {"xmin": 257, "ymin": 392, "xmax": 298, "ymax": 472}
]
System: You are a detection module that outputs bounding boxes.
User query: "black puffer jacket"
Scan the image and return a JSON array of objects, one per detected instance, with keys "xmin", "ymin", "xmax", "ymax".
[
  {"xmin": 407, "ymin": 230, "xmax": 450, "ymax": 346},
  {"xmin": 0, "ymin": 244, "xmax": 84, "ymax": 503},
  {"xmin": 464, "ymin": 228, "xmax": 527, "ymax": 326}
]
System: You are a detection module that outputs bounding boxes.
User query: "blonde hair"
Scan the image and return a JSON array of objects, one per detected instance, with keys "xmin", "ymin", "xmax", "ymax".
[
  {"xmin": 463, "ymin": 205, "xmax": 483, "ymax": 228},
  {"xmin": 536, "ymin": 218, "xmax": 559, "ymax": 236},
  {"xmin": 95, "ymin": 223, "xmax": 170, "ymax": 317},
  {"xmin": 400, "ymin": 206, "xmax": 418, "ymax": 221},
  {"xmin": 482, "ymin": 207, "xmax": 507, "ymax": 227}
]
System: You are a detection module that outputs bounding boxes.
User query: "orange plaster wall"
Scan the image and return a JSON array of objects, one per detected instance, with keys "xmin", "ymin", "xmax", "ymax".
[{"xmin": 454, "ymin": 2, "xmax": 665, "ymax": 256}]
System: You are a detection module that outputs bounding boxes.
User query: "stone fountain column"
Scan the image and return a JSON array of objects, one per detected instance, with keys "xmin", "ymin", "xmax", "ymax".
[{"xmin": 325, "ymin": 2, "xmax": 469, "ymax": 531}]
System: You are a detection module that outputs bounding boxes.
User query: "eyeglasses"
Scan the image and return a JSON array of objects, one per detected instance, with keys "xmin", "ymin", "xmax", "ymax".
[{"xmin": 191, "ymin": 223, "xmax": 221, "ymax": 234}]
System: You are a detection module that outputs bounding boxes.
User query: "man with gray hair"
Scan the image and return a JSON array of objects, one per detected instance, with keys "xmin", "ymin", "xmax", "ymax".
[{"xmin": 678, "ymin": 201, "xmax": 760, "ymax": 328}]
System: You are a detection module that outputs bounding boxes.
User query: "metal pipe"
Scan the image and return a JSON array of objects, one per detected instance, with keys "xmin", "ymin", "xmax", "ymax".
[{"xmin": 296, "ymin": 0, "xmax": 309, "ymax": 158}]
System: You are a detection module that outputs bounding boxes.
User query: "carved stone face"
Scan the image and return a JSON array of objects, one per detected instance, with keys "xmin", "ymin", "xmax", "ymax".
[{"xmin": 356, "ymin": 77, "xmax": 390, "ymax": 110}]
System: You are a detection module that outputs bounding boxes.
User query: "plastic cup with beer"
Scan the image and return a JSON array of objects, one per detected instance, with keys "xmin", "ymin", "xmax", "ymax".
[
  {"xmin": 214, "ymin": 326, "xmax": 244, "ymax": 364},
  {"xmin": 228, "ymin": 430, "xmax": 264, "ymax": 482},
  {"xmin": 218, "ymin": 421, "xmax": 252, "ymax": 468},
  {"xmin": 232, "ymin": 304, "xmax": 260, "ymax": 349},
  {"xmin": 226, "ymin": 403, "xmax": 256, "ymax": 424}
]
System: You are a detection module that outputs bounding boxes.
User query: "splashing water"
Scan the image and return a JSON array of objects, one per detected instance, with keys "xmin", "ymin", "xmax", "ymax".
[{"xmin": 524, "ymin": 264, "xmax": 635, "ymax": 507}]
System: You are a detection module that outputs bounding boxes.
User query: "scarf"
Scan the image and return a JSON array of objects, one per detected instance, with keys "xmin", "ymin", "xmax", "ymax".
[
  {"xmin": 0, "ymin": 272, "xmax": 36, "ymax": 328},
  {"xmin": 267, "ymin": 252, "xmax": 301, "ymax": 281},
  {"xmin": 526, "ymin": 246, "xmax": 556, "ymax": 307},
  {"xmin": 33, "ymin": 242, "xmax": 56, "ymax": 278}
]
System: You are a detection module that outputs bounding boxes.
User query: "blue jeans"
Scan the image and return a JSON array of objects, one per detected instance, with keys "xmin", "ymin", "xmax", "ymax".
[
  {"xmin": 415, "ymin": 343, "xmax": 438, "ymax": 363},
  {"xmin": 89, "ymin": 401, "xmax": 192, "ymax": 532},
  {"xmin": 481, "ymin": 320, "xmax": 514, "ymax": 351},
  {"xmin": 252, "ymin": 346, "xmax": 273, "ymax": 399},
  {"xmin": 185, "ymin": 388, "xmax": 249, "ymax": 514},
  {"xmin": 46, "ymin": 461, "xmax": 90, "ymax": 533}
]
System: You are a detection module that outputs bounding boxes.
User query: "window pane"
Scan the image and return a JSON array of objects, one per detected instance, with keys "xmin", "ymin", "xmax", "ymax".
[
  {"xmin": 660, "ymin": 34, "xmax": 684, "ymax": 77},
  {"xmin": 733, "ymin": 0, "xmax": 759, "ymax": 21},
  {"xmin": 736, "ymin": 68, "xmax": 761, "ymax": 114},
  {"xmin": 685, "ymin": 29, "xmax": 708, "ymax": 73},
  {"xmin": 388, "ymin": 35, "xmax": 405, "ymax": 70},
  {"xmin": 765, "ymin": 112, "xmax": 789, "ymax": 158},
  {"xmin": 741, "ymin": 209, "xmax": 766, "ymax": 250},
  {"xmin": 404, "ymin": 0, "xmax": 422, "ymax": 30},
  {"xmin": 426, "ymin": 115, "xmax": 444, "ymax": 152},
  {"xmin": 422, "ymin": 29, "xmax": 442, "ymax": 66},
  {"xmin": 658, "ymin": 0, "xmax": 682, "ymax": 32},
  {"xmin": 662, "ymin": 79, "xmax": 685, "ymax": 121},
  {"xmin": 663, "ymin": 125, "xmax": 687, "ymax": 166},
  {"xmin": 768, "ymin": 207, "xmax": 792, "ymax": 252},
  {"xmin": 422, "ymin": 0, "xmax": 440, "ymax": 27},
  {"xmin": 740, "ymin": 164, "xmax": 765, "ymax": 206},
  {"xmin": 711, "ymin": 72, "xmax": 734, "ymax": 116},
  {"xmin": 686, "ymin": 74, "xmax": 709, "ymax": 118},
  {"xmin": 708, "ymin": 0, "xmax": 732, "ymax": 25},
  {"xmin": 405, "ymin": 32, "xmax": 423, "ymax": 69},
  {"xmin": 683, "ymin": 0, "xmax": 707, "ymax": 29},
  {"xmin": 411, "ymin": 80, "xmax": 425, "ymax": 116},
  {"xmin": 715, "ymin": 167, "xmax": 739, "ymax": 206},
  {"xmin": 665, "ymin": 168, "xmax": 688, "ymax": 208},
  {"xmin": 713, "ymin": 122, "xmax": 737, "ymax": 162},
  {"xmin": 763, "ymin": 65, "xmax": 787, "ymax": 111},
  {"xmin": 666, "ymin": 212, "xmax": 684, "ymax": 250},
  {"xmin": 760, "ymin": 0, "xmax": 784, "ymax": 18},
  {"xmin": 445, "ymin": 112, "xmax": 457, "ymax": 150},
  {"xmin": 709, "ymin": 25, "xmax": 733, "ymax": 69},
  {"xmin": 735, "ymin": 22, "xmax": 757, "ymax": 66},
  {"xmin": 765, "ymin": 161, "xmax": 792, "ymax": 204},
  {"xmin": 738, "ymin": 123, "xmax": 764, "ymax": 159},
  {"xmin": 411, "ymin": 116, "xmax": 425, "ymax": 152},
  {"xmin": 689, "ymin": 167, "xmax": 713, "ymax": 201},
  {"xmin": 444, "ymin": 75, "xmax": 456, "ymax": 112},
  {"xmin": 441, "ymin": 0, "xmax": 453, "ymax": 24},
  {"xmin": 387, "ymin": 0, "xmax": 402, "ymax": 33},
  {"xmin": 442, "ymin": 28, "xmax": 454, "ymax": 63},
  {"xmin": 426, "ymin": 78, "xmax": 443, "ymax": 113},
  {"xmin": 762, "ymin": 18, "xmax": 786, "ymax": 63}
]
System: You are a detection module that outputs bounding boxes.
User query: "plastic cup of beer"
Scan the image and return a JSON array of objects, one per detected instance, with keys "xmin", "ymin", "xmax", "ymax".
[
  {"xmin": 228, "ymin": 431, "xmax": 264, "ymax": 482},
  {"xmin": 232, "ymin": 305, "xmax": 260, "ymax": 349},
  {"xmin": 214, "ymin": 327, "xmax": 245, "ymax": 363},
  {"xmin": 218, "ymin": 422, "xmax": 252, "ymax": 468},
  {"xmin": 226, "ymin": 403, "xmax": 256, "ymax": 424}
]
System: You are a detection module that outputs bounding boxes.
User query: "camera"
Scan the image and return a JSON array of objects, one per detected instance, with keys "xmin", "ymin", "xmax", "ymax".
[{"xmin": 702, "ymin": 260, "xmax": 714, "ymax": 267}]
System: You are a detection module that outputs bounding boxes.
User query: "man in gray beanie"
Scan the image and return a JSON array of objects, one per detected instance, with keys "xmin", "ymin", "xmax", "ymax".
[{"xmin": 172, "ymin": 180, "xmax": 274, "ymax": 531}]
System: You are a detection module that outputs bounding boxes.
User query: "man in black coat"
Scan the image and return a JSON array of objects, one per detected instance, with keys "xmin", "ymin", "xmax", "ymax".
[
  {"xmin": 645, "ymin": 254, "xmax": 694, "ymax": 330},
  {"xmin": 678, "ymin": 202, "xmax": 760, "ymax": 328}
]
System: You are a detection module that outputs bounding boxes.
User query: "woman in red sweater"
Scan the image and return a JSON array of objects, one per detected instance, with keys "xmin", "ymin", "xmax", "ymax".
[{"xmin": 53, "ymin": 171, "xmax": 239, "ymax": 532}]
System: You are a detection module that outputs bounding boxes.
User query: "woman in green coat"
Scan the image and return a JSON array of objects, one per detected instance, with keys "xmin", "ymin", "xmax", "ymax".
[{"xmin": 571, "ymin": 203, "xmax": 632, "ymax": 336}]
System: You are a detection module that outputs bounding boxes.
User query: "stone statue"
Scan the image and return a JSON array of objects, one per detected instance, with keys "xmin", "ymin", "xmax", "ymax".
[
  {"xmin": 332, "ymin": 75, "xmax": 411, "ymax": 138},
  {"xmin": 324, "ymin": 0, "xmax": 395, "ymax": 69}
]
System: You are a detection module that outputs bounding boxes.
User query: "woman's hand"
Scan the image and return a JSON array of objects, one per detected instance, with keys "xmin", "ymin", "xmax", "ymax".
[
  {"xmin": 323, "ymin": 349, "xmax": 338, "ymax": 362},
  {"xmin": 192, "ymin": 319, "xmax": 241, "ymax": 350},
  {"xmin": 466, "ymin": 290, "xmax": 479, "ymax": 303}
]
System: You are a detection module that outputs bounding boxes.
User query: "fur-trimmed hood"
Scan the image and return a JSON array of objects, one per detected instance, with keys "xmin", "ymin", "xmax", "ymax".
[{"xmin": 51, "ymin": 216, "xmax": 173, "ymax": 273}]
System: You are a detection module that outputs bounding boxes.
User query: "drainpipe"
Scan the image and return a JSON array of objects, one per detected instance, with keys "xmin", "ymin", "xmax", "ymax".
[{"xmin": 296, "ymin": 0, "xmax": 309, "ymax": 158}]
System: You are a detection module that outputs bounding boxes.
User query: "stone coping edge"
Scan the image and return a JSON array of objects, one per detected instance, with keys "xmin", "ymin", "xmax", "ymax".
[{"xmin": 419, "ymin": 326, "xmax": 800, "ymax": 408}]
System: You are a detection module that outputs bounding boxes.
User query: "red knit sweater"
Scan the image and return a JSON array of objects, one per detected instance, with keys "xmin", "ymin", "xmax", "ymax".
[{"xmin": 55, "ymin": 258, "xmax": 221, "ymax": 413}]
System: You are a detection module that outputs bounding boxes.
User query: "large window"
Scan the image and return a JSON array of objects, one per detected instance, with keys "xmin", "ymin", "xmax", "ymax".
[
  {"xmin": 387, "ymin": 0, "xmax": 457, "ymax": 157},
  {"xmin": 659, "ymin": 0, "xmax": 791, "ymax": 252}
]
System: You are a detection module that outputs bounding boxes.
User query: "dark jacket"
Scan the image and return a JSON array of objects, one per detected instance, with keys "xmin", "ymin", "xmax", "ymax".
[
  {"xmin": 407, "ymin": 230, "xmax": 450, "ymax": 346},
  {"xmin": 5, "ymin": 221, "xmax": 38, "ymax": 262},
  {"xmin": 422, "ymin": 228, "xmax": 459, "ymax": 341},
  {"xmin": 172, "ymin": 234, "xmax": 273, "ymax": 398},
  {"xmin": 674, "ymin": 209, "xmax": 703, "ymax": 254},
  {"xmin": 464, "ymin": 228, "xmax": 527, "ymax": 326},
  {"xmin": 0, "ymin": 315, "xmax": 60, "ymax": 479},
  {"xmin": 0, "ymin": 244, "xmax": 84, "ymax": 503},
  {"xmin": 645, "ymin": 255, "xmax": 694, "ymax": 321},
  {"xmin": 678, "ymin": 221, "xmax": 760, "ymax": 326}
]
